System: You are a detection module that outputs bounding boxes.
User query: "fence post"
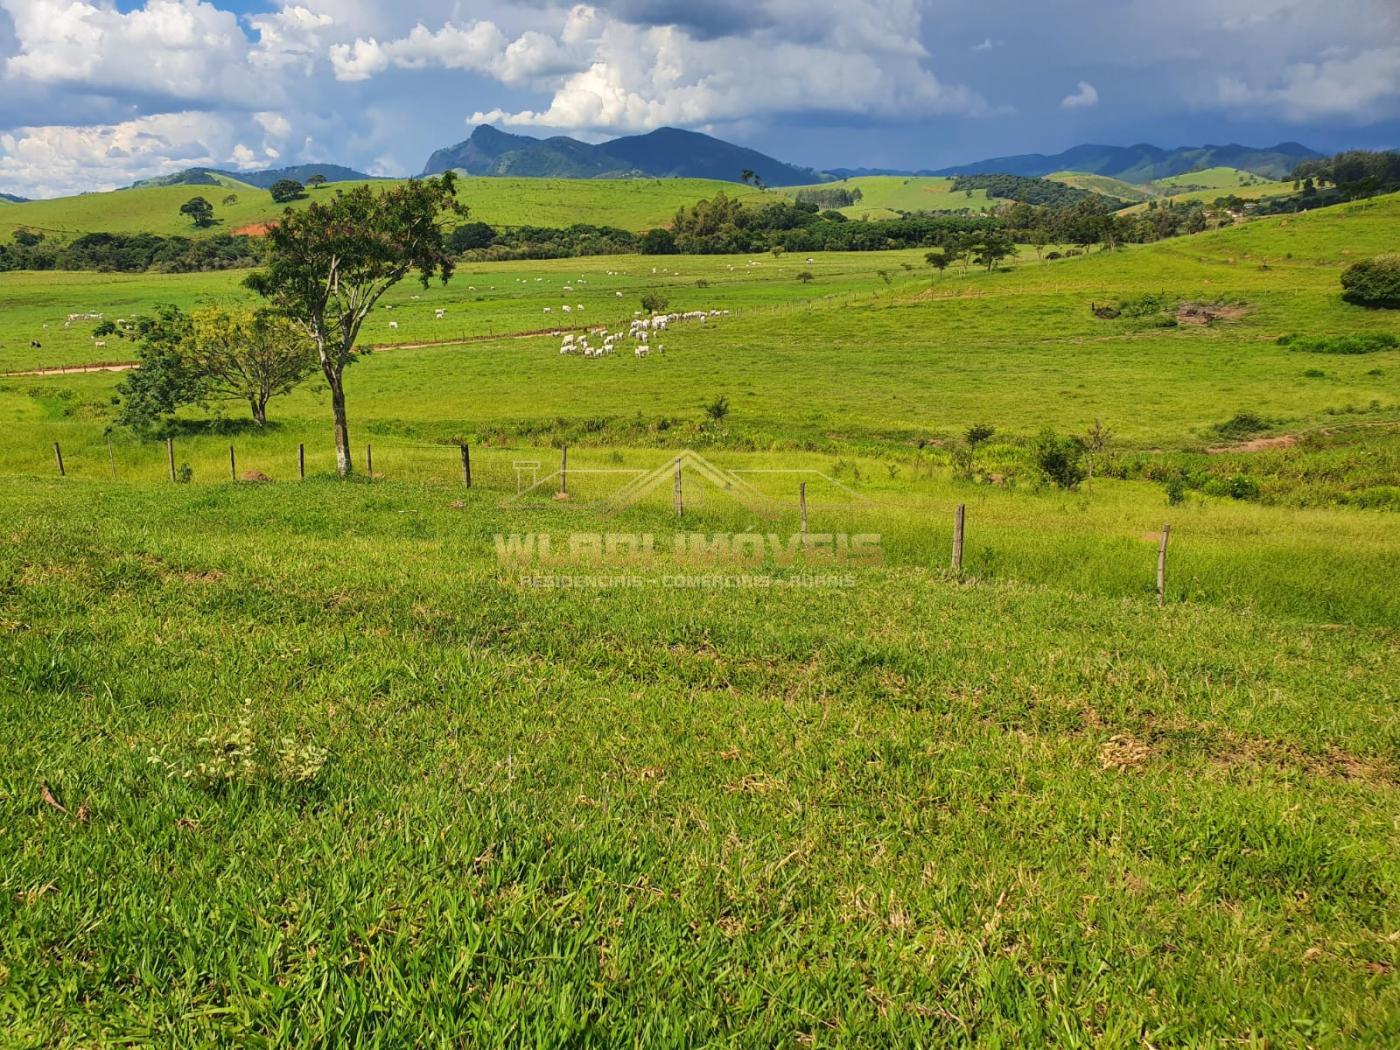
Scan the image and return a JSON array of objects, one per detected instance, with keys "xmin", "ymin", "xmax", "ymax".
[
  {"xmin": 560, "ymin": 445, "xmax": 568, "ymax": 496},
  {"xmin": 952, "ymin": 503, "xmax": 966, "ymax": 574},
  {"xmin": 1157, "ymin": 524, "xmax": 1171, "ymax": 607},
  {"xmin": 460, "ymin": 443, "xmax": 472, "ymax": 488},
  {"xmin": 366, "ymin": 443, "xmax": 373, "ymax": 477},
  {"xmin": 107, "ymin": 436, "xmax": 116, "ymax": 479},
  {"xmin": 167, "ymin": 437, "xmax": 175, "ymax": 482},
  {"xmin": 674, "ymin": 457, "xmax": 683, "ymax": 517},
  {"xmin": 800, "ymin": 482, "xmax": 808, "ymax": 547},
  {"xmin": 229, "ymin": 445, "xmax": 236, "ymax": 482},
  {"xmin": 53, "ymin": 442, "xmax": 64, "ymax": 477},
  {"xmin": 298, "ymin": 443, "xmax": 305, "ymax": 480}
]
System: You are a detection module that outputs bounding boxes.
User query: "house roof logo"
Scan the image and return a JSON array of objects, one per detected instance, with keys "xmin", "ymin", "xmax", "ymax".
[{"xmin": 506, "ymin": 449, "xmax": 872, "ymax": 519}]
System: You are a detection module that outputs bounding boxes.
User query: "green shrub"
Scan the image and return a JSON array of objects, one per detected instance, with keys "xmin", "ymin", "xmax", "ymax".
[
  {"xmin": 1033, "ymin": 429, "xmax": 1087, "ymax": 489},
  {"xmin": 1278, "ymin": 332, "xmax": 1398, "ymax": 354},
  {"xmin": 1211, "ymin": 412, "xmax": 1271, "ymax": 441},
  {"xmin": 1340, "ymin": 255, "xmax": 1400, "ymax": 308}
]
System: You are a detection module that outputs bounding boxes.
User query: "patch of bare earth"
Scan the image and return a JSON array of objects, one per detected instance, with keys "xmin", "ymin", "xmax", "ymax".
[
  {"xmin": 1175, "ymin": 302, "xmax": 1252, "ymax": 325},
  {"xmin": 1208, "ymin": 434, "xmax": 1299, "ymax": 454}
]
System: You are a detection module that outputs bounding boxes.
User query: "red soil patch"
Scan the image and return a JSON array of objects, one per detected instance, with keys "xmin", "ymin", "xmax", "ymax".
[{"xmin": 232, "ymin": 222, "xmax": 274, "ymax": 237}]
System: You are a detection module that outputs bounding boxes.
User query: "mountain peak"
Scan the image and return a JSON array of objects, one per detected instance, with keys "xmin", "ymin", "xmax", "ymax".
[{"xmin": 423, "ymin": 125, "xmax": 820, "ymax": 186}]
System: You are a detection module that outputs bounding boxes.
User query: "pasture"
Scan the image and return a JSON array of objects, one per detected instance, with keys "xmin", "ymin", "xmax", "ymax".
[
  {"xmin": 779, "ymin": 176, "xmax": 997, "ymax": 218},
  {"xmin": 0, "ymin": 187, "xmax": 1397, "ymax": 1044},
  {"xmin": 0, "ymin": 176, "xmax": 763, "ymax": 242}
]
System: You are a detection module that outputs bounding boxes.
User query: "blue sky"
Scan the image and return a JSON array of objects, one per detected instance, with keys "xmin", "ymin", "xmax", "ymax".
[{"xmin": 1, "ymin": 0, "xmax": 1397, "ymax": 197}]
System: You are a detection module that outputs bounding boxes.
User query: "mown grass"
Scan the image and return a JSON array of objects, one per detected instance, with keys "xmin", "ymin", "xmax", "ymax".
[
  {"xmin": 0, "ymin": 478, "xmax": 1396, "ymax": 1044},
  {"xmin": 0, "ymin": 176, "xmax": 762, "ymax": 242}
]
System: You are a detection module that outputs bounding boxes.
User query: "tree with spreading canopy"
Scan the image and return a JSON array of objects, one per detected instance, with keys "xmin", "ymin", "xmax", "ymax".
[
  {"xmin": 269, "ymin": 179, "xmax": 305, "ymax": 204},
  {"xmin": 113, "ymin": 304, "xmax": 317, "ymax": 431},
  {"xmin": 186, "ymin": 306, "xmax": 318, "ymax": 426},
  {"xmin": 180, "ymin": 196, "xmax": 215, "ymax": 228},
  {"xmin": 244, "ymin": 174, "xmax": 464, "ymax": 475}
]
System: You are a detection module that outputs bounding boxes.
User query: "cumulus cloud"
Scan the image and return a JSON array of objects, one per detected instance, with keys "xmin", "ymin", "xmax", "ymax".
[
  {"xmin": 1061, "ymin": 81, "xmax": 1099, "ymax": 109},
  {"xmin": 0, "ymin": 111, "xmax": 251, "ymax": 196},
  {"xmin": 0, "ymin": 0, "xmax": 272, "ymax": 106},
  {"xmin": 1216, "ymin": 46, "xmax": 1400, "ymax": 121},
  {"xmin": 351, "ymin": 2, "xmax": 997, "ymax": 131}
]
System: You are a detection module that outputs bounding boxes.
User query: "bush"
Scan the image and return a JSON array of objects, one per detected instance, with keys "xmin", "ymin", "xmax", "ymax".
[
  {"xmin": 1033, "ymin": 429, "xmax": 1087, "ymax": 489},
  {"xmin": 1340, "ymin": 255, "xmax": 1400, "ymax": 309},
  {"xmin": 1278, "ymin": 332, "xmax": 1398, "ymax": 354},
  {"xmin": 1211, "ymin": 412, "xmax": 1270, "ymax": 440}
]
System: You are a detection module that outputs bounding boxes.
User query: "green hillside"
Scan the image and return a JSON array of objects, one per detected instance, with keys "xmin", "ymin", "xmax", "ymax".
[
  {"xmin": 1047, "ymin": 171, "xmax": 1157, "ymax": 203},
  {"xmin": 1154, "ymin": 167, "xmax": 1285, "ymax": 191},
  {"xmin": 779, "ymin": 175, "xmax": 995, "ymax": 218},
  {"xmin": 0, "ymin": 177, "xmax": 764, "ymax": 241}
]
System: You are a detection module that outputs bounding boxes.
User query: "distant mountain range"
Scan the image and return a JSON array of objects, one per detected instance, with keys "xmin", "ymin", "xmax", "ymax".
[
  {"xmin": 421, "ymin": 125, "xmax": 820, "ymax": 187},
  {"xmin": 925, "ymin": 143, "xmax": 1322, "ymax": 183},
  {"xmin": 129, "ymin": 164, "xmax": 383, "ymax": 191},
  {"xmin": 0, "ymin": 192, "xmax": 28, "ymax": 203},
  {"xmin": 6, "ymin": 131, "xmax": 1335, "ymax": 203}
]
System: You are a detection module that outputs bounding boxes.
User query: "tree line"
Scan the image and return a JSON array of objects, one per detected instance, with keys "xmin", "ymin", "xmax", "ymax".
[{"xmin": 1, "ymin": 229, "xmax": 266, "ymax": 273}]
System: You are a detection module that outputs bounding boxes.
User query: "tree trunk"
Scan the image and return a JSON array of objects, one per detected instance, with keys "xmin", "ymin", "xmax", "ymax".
[
  {"xmin": 251, "ymin": 397, "xmax": 267, "ymax": 427},
  {"xmin": 328, "ymin": 372, "xmax": 351, "ymax": 477}
]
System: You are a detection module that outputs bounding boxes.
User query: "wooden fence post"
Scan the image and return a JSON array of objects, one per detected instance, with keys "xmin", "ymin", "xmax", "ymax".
[
  {"xmin": 460, "ymin": 443, "xmax": 472, "ymax": 488},
  {"xmin": 800, "ymin": 482, "xmax": 808, "ymax": 547},
  {"xmin": 366, "ymin": 443, "xmax": 373, "ymax": 477},
  {"xmin": 298, "ymin": 443, "xmax": 305, "ymax": 480},
  {"xmin": 53, "ymin": 442, "xmax": 64, "ymax": 477},
  {"xmin": 674, "ymin": 457, "xmax": 683, "ymax": 517},
  {"xmin": 951, "ymin": 504, "xmax": 966, "ymax": 574},
  {"xmin": 229, "ymin": 445, "xmax": 236, "ymax": 482},
  {"xmin": 1157, "ymin": 524, "xmax": 1171, "ymax": 607},
  {"xmin": 166, "ymin": 437, "xmax": 175, "ymax": 482},
  {"xmin": 560, "ymin": 445, "xmax": 568, "ymax": 495},
  {"xmin": 107, "ymin": 436, "xmax": 116, "ymax": 479}
]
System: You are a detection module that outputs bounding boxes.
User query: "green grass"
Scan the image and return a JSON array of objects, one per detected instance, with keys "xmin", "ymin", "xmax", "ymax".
[
  {"xmin": 0, "ymin": 176, "xmax": 763, "ymax": 241},
  {"xmin": 1154, "ymin": 167, "xmax": 1286, "ymax": 191},
  {"xmin": 1, "ymin": 189, "xmax": 1398, "ymax": 1044},
  {"xmin": 1047, "ymin": 171, "xmax": 1158, "ymax": 203},
  {"xmin": 1, "ymin": 475, "xmax": 1397, "ymax": 1044},
  {"xmin": 779, "ymin": 176, "xmax": 996, "ymax": 218}
]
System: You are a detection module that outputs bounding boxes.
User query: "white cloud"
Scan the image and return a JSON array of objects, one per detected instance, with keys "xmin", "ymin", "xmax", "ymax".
[
  {"xmin": 0, "ymin": 111, "xmax": 247, "ymax": 196},
  {"xmin": 1216, "ymin": 46, "xmax": 1400, "ymax": 121},
  {"xmin": 1061, "ymin": 81, "xmax": 1099, "ymax": 109},
  {"xmin": 0, "ymin": 0, "xmax": 270, "ymax": 106},
  {"xmin": 439, "ymin": 3, "xmax": 996, "ymax": 131}
]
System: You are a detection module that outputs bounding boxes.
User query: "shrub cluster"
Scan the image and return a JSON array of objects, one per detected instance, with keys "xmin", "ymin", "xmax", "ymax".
[
  {"xmin": 1279, "ymin": 332, "xmax": 1399, "ymax": 354},
  {"xmin": 1, "ymin": 231, "xmax": 264, "ymax": 273},
  {"xmin": 1340, "ymin": 256, "xmax": 1400, "ymax": 309}
]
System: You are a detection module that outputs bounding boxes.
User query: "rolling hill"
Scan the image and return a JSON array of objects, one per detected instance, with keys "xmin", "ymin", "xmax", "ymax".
[
  {"xmin": 0, "ymin": 175, "xmax": 762, "ymax": 241},
  {"xmin": 778, "ymin": 175, "xmax": 996, "ymax": 217},
  {"xmin": 1046, "ymin": 171, "xmax": 1157, "ymax": 203},
  {"xmin": 423, "ymin": 124, "xmax": 821, "ymax": 187},
  {"xmin": 932, "ymin": 142, "xmax": 1320, "ymax": 182},
  {"xmin": 130, "ymin": 164, "xmax": 383, "ymax": 190}
]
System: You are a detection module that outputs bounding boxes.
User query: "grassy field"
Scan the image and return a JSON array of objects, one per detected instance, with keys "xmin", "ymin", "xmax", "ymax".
[
  {"xmin": 0, "ymin": 176, "xmax": 762, "ymax": 241},
  {"xmin": 1, "ymin": 188, "xmax": 1398, "ymax": 1043},
  {"xmin": 1047, "ymin": 171, "xmax": 1158, "ymax": 203},
  {"xmin": 1154, "ymin": 167, "xmax": 1287, "ymax": 191},
  {"xmin": 779, "ymin": 176, "xmax": 996, "ymax": 218}
]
